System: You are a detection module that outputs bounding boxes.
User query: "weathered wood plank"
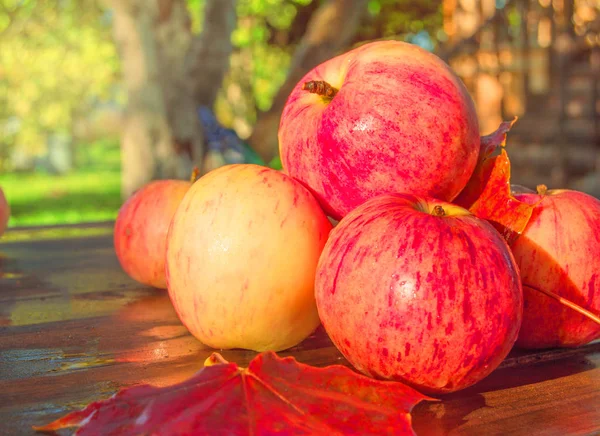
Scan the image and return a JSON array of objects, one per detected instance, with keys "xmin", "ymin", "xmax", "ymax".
[{"xmin": 0, "ymin": 223, "xmax": 598, "ymax": 435}]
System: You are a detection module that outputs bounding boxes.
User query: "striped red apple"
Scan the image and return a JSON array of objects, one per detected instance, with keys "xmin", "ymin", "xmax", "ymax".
[
  {"xmin": 512, "ymin": 186, "xmax": 600, "ymax": 348},
  {"xmin": 315, "ymin": 193, "xmax": 523, "ymax": 394},
  {"xmin": 278, "ymin": 40, "xmax": 480, "ymax": 220}
]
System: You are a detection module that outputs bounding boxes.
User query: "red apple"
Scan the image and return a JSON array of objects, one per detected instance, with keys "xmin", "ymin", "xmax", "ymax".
[
  {"xmin": 512, "ymin": 186, "xmax": 600, "ymax": 348},
  {"xmin": 114, "ymin": 179, "xmax": 191, "ymax": 288},
  {"xmin": 315, "ymin": 194, "xmax": 523, "ymax": 394},
  {"xmin": 166, "ymin": 164, "xmax": 332, "ymax": 352},
  {"xmin": 278, "ymin": 40, "xmax": 480, "ymax": 220},
  {"xmin": 0, "ymin": 187, "xmax": 9, "ymax": 236}
]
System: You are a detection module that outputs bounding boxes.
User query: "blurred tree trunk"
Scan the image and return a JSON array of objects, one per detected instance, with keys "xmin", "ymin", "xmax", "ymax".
[
  {"xmin": 249, "ymin": 0, "xmax": 369, "ymax": 162},
  {"xmin": 188, "ymin": 0, "xmax": 236, "ymax": 107},
  {"xmin": 107, "ymin": 0, "xmax": 236, "ymax": 199}
]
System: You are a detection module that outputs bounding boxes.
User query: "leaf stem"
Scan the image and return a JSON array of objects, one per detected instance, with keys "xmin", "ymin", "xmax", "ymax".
[
  {"xmin": 204, "ymin": 352, "xmax": 230, "ymax": 367},
  {"xmin": 527, "ymin": 285, "xmax": 600, "ymax": 326}
]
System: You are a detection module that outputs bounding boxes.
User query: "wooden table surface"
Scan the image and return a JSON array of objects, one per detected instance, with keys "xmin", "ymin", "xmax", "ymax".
[{"xmin": 0, "ymin": 222, "xmax": 599, "ymax": 435}]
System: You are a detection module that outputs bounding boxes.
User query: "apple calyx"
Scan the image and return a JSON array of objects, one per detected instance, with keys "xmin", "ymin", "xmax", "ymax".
[
  {"xmin": 432, "ymin": 205, "xmax": 446, "ymax": 217},
  {"xmin": 427, "ymin": 202, "xmax": 470, "ymax": 218},
  {"xmin": 302, "ymin": 80, "xmax": 338, "ymax": 100}
]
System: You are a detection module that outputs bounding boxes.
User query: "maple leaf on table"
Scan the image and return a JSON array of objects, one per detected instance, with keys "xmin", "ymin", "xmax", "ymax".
[
  {"xmin": 34, "ymin": 351, "xmax": 434, "ymax": 435},
  {"xmin": 454, "ymin": 117, "xmax": 539, "ymax": 246}
]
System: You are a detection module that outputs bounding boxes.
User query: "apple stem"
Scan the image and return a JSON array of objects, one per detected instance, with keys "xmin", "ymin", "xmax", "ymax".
[
  {"xmin": 302, "ymin": 80, "xmax": 338, "ymax": 99},
  {"xmin": 528, "ymin": 285, "xmax": 600, "ymax": 326},
  {"xmin": 536, "ymin": 184, "xmax": 548, "ymax": 196},
  {"xmin": 432, "ymin": 205, "xmax": 446, "ymax": 217},
  {"xmin": 190, "ymin": 166, "xmax": 201, "ymax": 183}
]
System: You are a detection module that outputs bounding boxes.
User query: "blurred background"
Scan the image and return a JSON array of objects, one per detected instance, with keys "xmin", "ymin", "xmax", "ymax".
[{"xmin": 0, "ymin": 0, "xmax": 598, "ymax": 227}]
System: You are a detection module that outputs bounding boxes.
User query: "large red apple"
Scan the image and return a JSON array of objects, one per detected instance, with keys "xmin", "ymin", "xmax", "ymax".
[
  {"xmin": 114, "ymin": 179, "xmax": 191, "ymax": 288},
  {"xmin": 315, "ymin": 194, "xmax": 523, "ymax": 394},
  {"xmin": 512, "ymin": 186, "xmax": 600, "ymax": 348},
  {"xmin": 278, "ymin": 40, "xmax": 480, "ymax": 220},
  {"xmin": 0, "ymin": 187, "xmax": 9, "ymax": 236},
  {"xmin": 166, "ymin": 164, "xmax": 332, "ymax": 352}
]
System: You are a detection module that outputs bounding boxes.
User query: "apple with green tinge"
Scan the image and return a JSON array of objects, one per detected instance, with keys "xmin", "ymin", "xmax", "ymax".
[
  {"xmin": 0, "ymin": 187, "xmax": 9, "ymax": 237},
  {"xmin": 114, "ymin": 179, "xmax": 191, "ymax": 288},
  {"xmin": 166, "ymin": 164, "xmax": 332, "ymax": 352},
  {"xmin": 512, "ymin": 186, "xmax": 600, "ymax": 348},
  {"xmin": 315, "ymin": 193, "xmax": 523, "ymax": 394},
  {"xmin": 278, "ymin": 40, "xmax": 480, "ymax": 220}
]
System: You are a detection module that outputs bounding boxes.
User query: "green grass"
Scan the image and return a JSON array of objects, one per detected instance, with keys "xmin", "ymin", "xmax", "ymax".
[
  {"xmin": 0, "ymin": 139, "xmax": 122, "ymax": 227},
  {"xmin": 0, "ymin": 138, "xmax": 282, "ymax": 228}
]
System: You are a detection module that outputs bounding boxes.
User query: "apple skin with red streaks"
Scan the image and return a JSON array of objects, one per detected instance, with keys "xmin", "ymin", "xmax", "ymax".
[
  {"xmin": 512, "ymin": 188, "xmax": 600, "ymax": 348},
  {"xmin": 278, "ymin": 40, "xmax": 480, "ymax": 220},
  {"xmin": 315, "ymin": 193, "xmax": 523, "ymax": 394},
  {"xmin": 165, "ymin": 164, "xmax": 333, "ymax": 352},
  {"xmin": 114, "ymin": 179, "xmax": 191, "ymax": 289},
  {"xmin": 0, "ymin": 187, "xmax": 9, "ymax": 237}
]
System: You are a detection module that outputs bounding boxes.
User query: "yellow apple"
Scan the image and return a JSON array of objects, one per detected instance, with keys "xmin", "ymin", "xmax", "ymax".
[{"xmin": 166, "ymin": 164, "xmax": 332, "ymax": 352}]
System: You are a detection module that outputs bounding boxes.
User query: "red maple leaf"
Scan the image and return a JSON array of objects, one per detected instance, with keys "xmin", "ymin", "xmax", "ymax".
[
  {"xmin": 454, "ymin": 117, "xmax": 517, "ymax": 208},
  {"xmin": 34, "ymin": 351, "xmax": 434, "ymax": 435},
  {"xmin": 455, "ymin": 118, "xmax": 538, "ymax": 246}
]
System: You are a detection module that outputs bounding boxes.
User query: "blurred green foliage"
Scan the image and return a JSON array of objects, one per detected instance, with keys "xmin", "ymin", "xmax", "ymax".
[
  {"xmin": 0, "ymin": 0, "xmax": 443, "ymax": 159},
  {"xmin": 0, "ymin": 0, "xmax": 443, "ymax": 227},
  {"xmin": 0, "ymin": 0, "xmax": 120, "ymax": 172},
  {"xmin": 214, "ymin": 0, "xmax": 442, "ymax": 136},
  {"xmin": 358, "ymin": 0, "xmax": 443, "ymax": 47}
]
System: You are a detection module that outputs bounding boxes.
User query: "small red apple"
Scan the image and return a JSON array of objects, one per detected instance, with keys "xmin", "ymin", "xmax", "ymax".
[
  {"xmin": 278, "ymin": 40, "xmax": 480, "ymax": 219},
  {"xmin": 166, "ymin": 164, "xmax": 332, "ymax": 352},
  {"xmin": 114, "ymin": 179, "xmax": 191, "ymax": 288},
  {"xmin": 315, "ymin": 194, "xmax": 523, "ymax": 394},
  {"xmin": 512, "ymin": 186, "xmax": 600, "ymax": 348},
  {"xmin": 0, "ymin": 187, "xmax": 9, "ymax": 236}
]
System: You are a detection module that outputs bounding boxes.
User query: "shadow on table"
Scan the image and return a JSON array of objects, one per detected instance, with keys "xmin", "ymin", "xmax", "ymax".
[
  {"xmin": 411, "ymin": 341, "xmax": 599, "ymax": 435},
  {"xmin": 461, "ymin": 352, "xmax": 597, "ymax": 396},
  {"xmin": 412, "ymin": 391, "xmax": 486, "ymax": 436}
]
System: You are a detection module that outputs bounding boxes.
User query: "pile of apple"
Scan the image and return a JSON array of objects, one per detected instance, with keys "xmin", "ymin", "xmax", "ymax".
[{"xmin": 114, "ymin": 40, "xmax": 600, "ymax": 395}]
